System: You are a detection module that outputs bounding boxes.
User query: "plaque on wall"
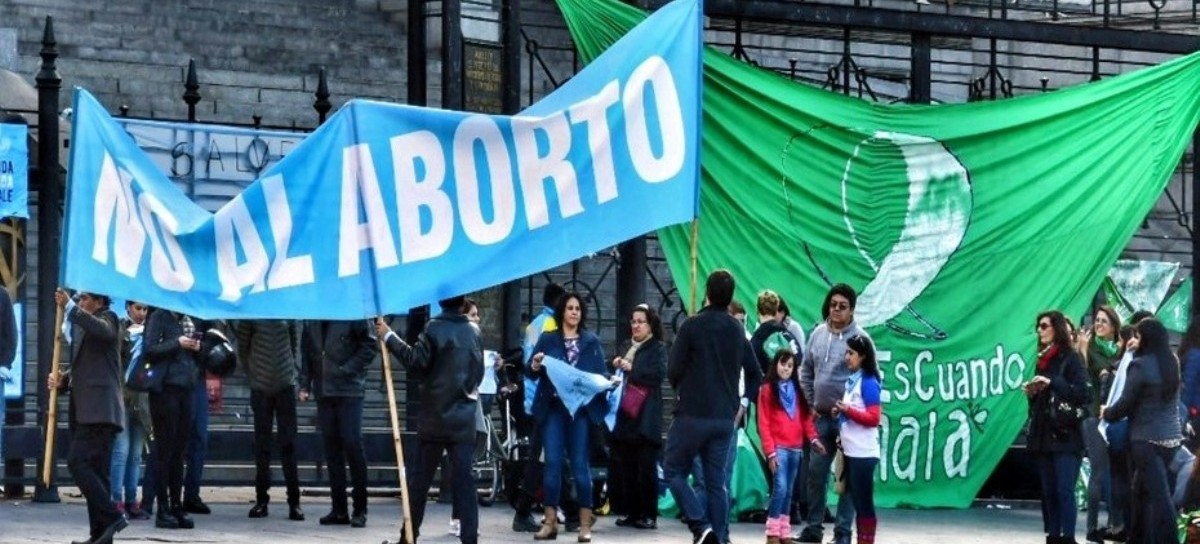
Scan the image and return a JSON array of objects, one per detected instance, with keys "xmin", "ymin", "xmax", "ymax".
[{"xmin": 463, "ymin": 40, "xmax": 504, "ymax": 114}]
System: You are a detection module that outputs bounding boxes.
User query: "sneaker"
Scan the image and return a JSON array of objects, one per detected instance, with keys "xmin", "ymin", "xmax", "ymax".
[
  {"xmin": 288, "ymin": 504, "xmax": 305, "ymax": 521},
  {"xmin": 172, "ymin": 508, "xmax": 195, "ymax": 529},
  {"xmin": 694, "ymin": 527, "xmax": 719, "ymax": 544},
  {"xmin": 319, "ymin": 511, "xmax": 350, "ymax": 525},
  {"xmin": 154, "ymin": 510, "xmax": 179, "ymax": 529},
  {"xmin": 449, "ymin": 518, "xmax": 461, "ymax": 536},
  {"xmin": 115, "ymin": 502, "xmax": 126, "ymax": 516},
  {"xmin": 126, "ymin": 502, "xmax": 151, "ymax": 521},
  {"xmin": 350, "ymin": 511, "xmax": 367, "ymax": 528},
  {"xmin": 248, "ymin": 502, "xmax": 268, "ymax": 518}
]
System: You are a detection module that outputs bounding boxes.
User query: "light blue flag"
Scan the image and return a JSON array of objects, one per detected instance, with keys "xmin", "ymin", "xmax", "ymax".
[
  {"xmin": 0, "ymin": 124, "xmax": 29, "ymax": 219},
  {"xmin": 61, "ymin": 0, "xmax": 702, "ymax": 319},
  {"xmin": 605, "ymin": 369, "xmax": 625, "ymax": 430},
  {"xmin": 542, "ymin": 355, "xmax": 614, "ymax": 417}
]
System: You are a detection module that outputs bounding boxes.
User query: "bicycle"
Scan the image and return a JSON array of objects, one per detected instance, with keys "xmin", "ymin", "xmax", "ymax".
[{"xmin": 473, "ymin": 362, "xmax": 528, "ymax": 506}]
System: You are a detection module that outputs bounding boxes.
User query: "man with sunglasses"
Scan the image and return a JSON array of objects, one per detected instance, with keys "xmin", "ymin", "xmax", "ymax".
[{"xmin": 798, "ymin": 283, "xmax": 870, "ymax": 544}]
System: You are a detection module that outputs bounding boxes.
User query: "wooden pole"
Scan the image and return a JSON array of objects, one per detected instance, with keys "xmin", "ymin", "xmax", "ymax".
[
  {"xmin": 379, "ymin": 325, "xmax": 415, "ymax": 544},
  {"xmin": 40, "ymin": 303, "xmax": 64, "ymax": 486},
  {"xmin": 688, "ymin": 218, "xmax": 700, "ymax": 312}
]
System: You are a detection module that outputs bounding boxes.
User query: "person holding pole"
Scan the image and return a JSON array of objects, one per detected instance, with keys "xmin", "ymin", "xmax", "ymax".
[
  {"xmin": 299, "ymin": 319, "xmax": 376, "ymax": 528},
  {"xmin": 377, "ymin": 295, "xmax": 483, "ymax": 544},
  {"xmin": 47, "ymin": 289, "xmax": 127, "ymax": 544}
]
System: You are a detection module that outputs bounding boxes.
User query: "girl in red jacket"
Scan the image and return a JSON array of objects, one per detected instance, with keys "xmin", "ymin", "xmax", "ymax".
[{"xmin": 757, "ymin": 345, "xmax": 825, "ymax": 544}]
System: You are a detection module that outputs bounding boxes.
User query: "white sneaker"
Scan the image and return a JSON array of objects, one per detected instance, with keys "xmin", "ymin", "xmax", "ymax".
[{"xmin": 449, "ymin": 518, "xmax": 461, "ymax": 536}]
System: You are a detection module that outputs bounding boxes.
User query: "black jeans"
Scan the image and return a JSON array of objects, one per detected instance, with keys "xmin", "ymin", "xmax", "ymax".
[
  {"xmin": 1128, "ymin": 441, "xmax": 1179, "ymax": 544},
  {"xmin": 317, "ymin": 396, "xmax": 367, "ymax": 515},
  {"xmin": 252, "ymin": 387, "xmax": 300, "ymax": 505},
  {"xmin": 407, "ymin": 440, "xmax": 478, "ymax": 544},
  {"xmin": 150, "ymin": 385, "xmax": 194, "ymax": 511},
  {"xmin": 611, "ymin": 438, "xmax": 659, "ymax": 521},
  {"xmin": 67, "ymin": 423, "xmax": 121, "ymax": 538}
]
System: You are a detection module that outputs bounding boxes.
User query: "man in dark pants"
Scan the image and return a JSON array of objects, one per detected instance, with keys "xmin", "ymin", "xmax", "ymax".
[
  {"xmin": 49, "ymin": 289, "xmax": 128, "ymax": 544},
  {"xmin": 300, "ymin": 319, "xmax": 376, "ymax": 528},
  {"xmin": 664, "ymin": 270, "xmax": 757, "ymax": 544},
  {"xmin": 0, "ymin": 287, "xmax": 16, "ymax": 468},
  {"xmin": 378, "ymin": 295, "xmax": 483, "ymax": 544},
  {"xmin": 236, "ymin": 319, "xmax": 305, "ymax": 521}
]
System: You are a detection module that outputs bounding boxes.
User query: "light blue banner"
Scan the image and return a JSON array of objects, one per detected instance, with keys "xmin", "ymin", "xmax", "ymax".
[
  {"xmin": 543, "ymin": 355, "xmax": 615, "ymax": 417},
  {"xmin": 0, "ymin": 124, "xmax": 29, "ymax": 219},
  {"xmin": 63, "ymin": 0, "xmax": 701, "ymax": 319}
]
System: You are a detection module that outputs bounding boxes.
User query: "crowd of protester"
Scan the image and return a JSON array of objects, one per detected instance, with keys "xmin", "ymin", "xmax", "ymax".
[{"xmin": 41, "ymin": 271, "xmax": 893, "ymax": 544}]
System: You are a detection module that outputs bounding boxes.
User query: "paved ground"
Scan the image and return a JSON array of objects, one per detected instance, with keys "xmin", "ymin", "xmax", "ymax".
[{"xmin": 0, "ymin": 487, "xmax": 1081, "ymax": 544}]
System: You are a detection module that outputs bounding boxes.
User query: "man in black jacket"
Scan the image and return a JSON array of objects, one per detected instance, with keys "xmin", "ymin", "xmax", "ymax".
[
  {"xmin": 300, "ymin": 319, "xmax": 376, "ymax": 528},
  {"xmin": 378, "ymin": 295, "xmax": 483, "ymax": 544},
  {"xmin": 665, "ymin": 270, "xmax": 758, "ymax": 544},
  {"xmin": 49, "ymin": 289, "xmax": 128, "ymax": 544},
  {"xmin": 236, "ymin": 319, "xmax": 304, "ymax": 521}
]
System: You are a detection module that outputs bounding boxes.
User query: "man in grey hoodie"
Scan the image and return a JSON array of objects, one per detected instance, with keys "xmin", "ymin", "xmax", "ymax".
[{"xmin": 798, "ymin": 283, "xmax": 869, "ymax": 544}]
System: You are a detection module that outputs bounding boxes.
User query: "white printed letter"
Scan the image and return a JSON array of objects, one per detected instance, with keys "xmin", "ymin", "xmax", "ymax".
[
  {"xmin": 623, "ymin": 56, "xmax": 686, "ymax": 183},
  {"xmin": 392, "ymin": 131, "xmax": 453, "ymax": 263},
  {"xmin": 262, "ymin": 175, "xmax": 314, "ymax": 290},
  {"xmin": 567, "ymin": 81, "xmax": 620, "ymax": 204},
  {"xmin": 338, "ymin": 144, "xmax": 399, "ymax": 277},
  {"xmin": 214, "ymin": 196, "xmax": 269, "ymax": 302},
  {"xmin": 513, "ymin": 112, "xmax": 584, "ymax": 229},
  {"xmin": 453, "ymin": 116, "xmax": 516, "ymax": 245},
  {"xmin": 91, "ymin": 153, "xmax": 147, "ymax": 277}
]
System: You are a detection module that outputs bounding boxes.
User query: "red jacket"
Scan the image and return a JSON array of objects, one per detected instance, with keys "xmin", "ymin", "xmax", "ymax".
[{"xmin": 756, "ymin": 381, "xmax": 818, "ymax": 458}]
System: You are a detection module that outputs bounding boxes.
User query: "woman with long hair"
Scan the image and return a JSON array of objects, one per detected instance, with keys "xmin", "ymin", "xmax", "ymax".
[
  {"xmin": 1026, "ymin": 310, "xmax": 1088, "ymax": 544},
  {"xmin": 833, "ymin": 334, "xmax": 881, "ymax": 544},
  {"xmin": 528, "ymin": 292, "xmax": 608, "ymax": 542},
  {"xmin": 1076, "ymin": 306, "xmax": 1121, "ymax": 542},
  {"xmin": 609, "ymin": 304, "xmax": 667, "ymax": 531},
  {"xmin": 1103, "ymin": 318, "xmax": 1183, "ymax": 544}
]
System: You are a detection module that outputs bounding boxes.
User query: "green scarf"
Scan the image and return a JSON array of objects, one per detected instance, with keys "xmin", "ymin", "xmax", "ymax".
[{"xmin": 1094, "ymin": 338, "xmax": 1118, "ymax": 358}]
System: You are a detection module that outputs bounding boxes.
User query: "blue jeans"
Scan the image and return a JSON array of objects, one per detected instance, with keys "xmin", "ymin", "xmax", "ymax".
[
  {"xmin": 768, "ymin": 448, "xmax": 803, "ymax": 518},
  {"xmin": 110, "ymin": 414, "xmax": 147, "ymax": 504},
  {"xmin": 664, "ymin": 415, "xmax": 733, "ymax": 539},
  {"xmin": 805, "ymin": 415, "xmax": 855, "ymax": 538},
  {"xmin": 184, "ymin": 378, "xmax": 208, "ymax": 501},
  {"xmin": 1036, "ymin": 451, "xmax": 1082, "ymax": 538},
  {"xmin": 690, "ymin": 426, "xmax": 737, "ymax": 527},
  {"xmin": 541, "ymin": 401, "xmax": 592, "ymax": 508}
]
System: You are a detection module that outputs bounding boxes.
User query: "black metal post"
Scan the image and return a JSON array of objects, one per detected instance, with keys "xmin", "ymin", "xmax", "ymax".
[
  {"xmin": 33, "ymin": 15, "xmax": 60, "ymax": 504},
  {"xmin": 314, "ymin": 67, "xmax": 331, "ymax": 124},
  {"xmin": 841, "ymin": 28, "xmax": 851, "ymax": 95},
  {"xmin": 501, "ymin": 0, "xmax": 523, "ymax": 354},
  {"xmin": 408, "ymin": 0, "xmax": 427, "ymax": 107},
  {"xmin": 183, "ymin": 59, "xmax": 200, "ymax": 122},
  {"xmin": 615, "ymin": 237, "xmax": 647, "ymax": 347},
  {"xmin": 0, "ymin": 113, "xmax": 26, "ymax": 499},
  {"xmin": 910, "ymin": 32, "xmax": 931, "ymax": 103},
  {"xmin": 442, "ymin": 0, "xmax": 464, "ymax": 110}
]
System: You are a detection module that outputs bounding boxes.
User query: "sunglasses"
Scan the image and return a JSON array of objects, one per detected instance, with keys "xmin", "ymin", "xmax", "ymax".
[
  {"xmin": 829, "ymin": 301, "xmax": 850, "ymax": 311},
  {"xmin": 1036, "ymin": 322, "xmax": 1051, "ymax": 330}
]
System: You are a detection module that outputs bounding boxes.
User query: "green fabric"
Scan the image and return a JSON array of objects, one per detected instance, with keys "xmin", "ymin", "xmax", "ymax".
[
  {"xmin": 1094, "ymin": 339, "xmax": 1118, "ymax": 359},
  {"xmin": 1159, "ymin": 276, "xmax": 1193, "ymax": 333},
  {"xmin": 1103, "ymin": 259, "xmax": 1180, "ymax": 321},
  {"xmin": 557, "ymin": 0, "xmax": 1200, "ymax": 508}
]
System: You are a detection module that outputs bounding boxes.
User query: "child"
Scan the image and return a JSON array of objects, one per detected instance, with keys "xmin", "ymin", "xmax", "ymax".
[
  {"xmin": 757, "ymin": 343, "xmax": 824, "ymax": 544},
  {"xmin": 833, "ymin": 334, "xmax": 882, "ymax": 544}
]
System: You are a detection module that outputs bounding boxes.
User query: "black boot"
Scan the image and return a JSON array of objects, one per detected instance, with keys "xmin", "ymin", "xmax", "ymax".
[
  {"xmin": 155, "ymin": 509, "xmax": 179, "ymax": 529},
  {"xmin": 172, "ymin": 505, "xmax": 195, "ymax": 529}
]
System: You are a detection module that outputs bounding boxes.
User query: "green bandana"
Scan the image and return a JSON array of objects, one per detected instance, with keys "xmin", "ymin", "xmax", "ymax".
[{"xmin": 1094, "ymin": 338, "xmax": 1118, "ymax": 358}]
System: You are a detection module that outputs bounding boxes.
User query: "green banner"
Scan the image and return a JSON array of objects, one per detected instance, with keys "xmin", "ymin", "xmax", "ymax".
[
  {"xmin": 558, "ymin": 0, "xmax": 1200, "ymax": 507},
  {"xmin": 1102, "ymin": 259, "xmax": 1180, "ymax": 322},
  {"xmin": 1158, "ymin": 276, "xmax": 1193, "ymax": 333}
]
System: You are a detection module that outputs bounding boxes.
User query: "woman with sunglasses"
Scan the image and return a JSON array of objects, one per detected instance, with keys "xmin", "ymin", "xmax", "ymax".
[{"xmin": 1025, "ymin": 310, "xmax": 1088, "ymax": 544}]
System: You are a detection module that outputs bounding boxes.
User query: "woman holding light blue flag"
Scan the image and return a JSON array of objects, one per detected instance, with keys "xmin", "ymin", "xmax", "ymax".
[{"xmin": 528, "ymin": 292, "xmax": 610, "ymax": 542}]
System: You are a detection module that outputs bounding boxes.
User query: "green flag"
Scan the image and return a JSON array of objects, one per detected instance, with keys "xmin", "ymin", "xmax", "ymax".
[
  {"xmin": 1102, "ymin": 259, "xmax": 1180, "ymax": 322},
  {"xmin": 1158, "ymin": 276, "xmax": 1192, "ymax": 333},
  {"xmin": 558, "ymin": 0, "xmax": 1200, "ymax": 507}
]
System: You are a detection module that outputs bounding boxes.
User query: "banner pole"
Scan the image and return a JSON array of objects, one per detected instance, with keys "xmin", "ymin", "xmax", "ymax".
[
  {"xmin": 40, "ymin": 303, "xmax": 64, "ymax": 486},
  {"xmin": 378, "ymin": 324, "xmax": 415, "ymax": 544},
  {"xmin": 688, "ymin": 218, "xmax": 700, "ymax": 312}
]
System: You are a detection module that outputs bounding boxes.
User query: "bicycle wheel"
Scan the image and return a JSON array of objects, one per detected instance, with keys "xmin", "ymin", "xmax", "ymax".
[{"xmin": 474, "ymin": 416, "xmax": 503, "ymax": 506}]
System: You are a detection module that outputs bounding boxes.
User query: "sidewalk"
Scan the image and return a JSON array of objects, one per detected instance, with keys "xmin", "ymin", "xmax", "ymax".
[{"xmin": 0, "ymin": 487, "xmax": 1078, "ymax": 544}]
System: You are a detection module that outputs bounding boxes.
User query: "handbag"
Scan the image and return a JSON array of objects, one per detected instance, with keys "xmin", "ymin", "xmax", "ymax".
[
  {"xmin": 619, "ymin": 381, "xmax": 650, "ymax": 419},
  {"xmin": 1046, "ymin": 357, "xmax": 1085, "ymax": 433}
]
